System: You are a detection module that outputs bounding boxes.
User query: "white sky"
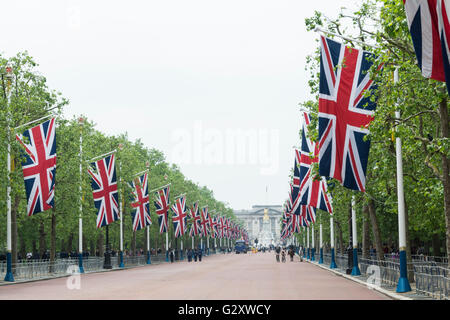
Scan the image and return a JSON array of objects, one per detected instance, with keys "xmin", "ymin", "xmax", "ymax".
[{"xmin": 1, "ymin": 0, "xmax": 359, "ymax": 210}]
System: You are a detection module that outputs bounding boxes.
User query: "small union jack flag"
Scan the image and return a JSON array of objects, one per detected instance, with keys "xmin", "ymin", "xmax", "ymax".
[
  {"xmin": 130, "ymin": 172, "xmax": 151, "ymax": 231},
  {"xmin": 298, "ymin": 112, "xmax": 333, "ymax": 214},
  {"xmin": 16, "ymin": 118, "xmax": 57, "ymax": 216},
  {"xmin": 200, "ymin": 206, "xmax": 210, "ymax": 237},
  {"xmin": 218, "ymin": 216, "xmax": 225, "ymax": 239},
  {"xmin": 171, "ymin": 195, "xmax": 188, "ymax": 238},
  {"xmin": 208, "ymin": 213, "xmax": 218, "ymax": 239},
  {"xmin": 189, "ymin": 201, "xmax": 201, "ymax": 237},
  {"xmin": 318, "ymin": 36, "xmax": 382, "ymax": 192},
  {"xmin": 154, "ymin": 185, "xmax": 170, "ymax": 233},
  {"xmin": 87, "ymin": 154, "xmax": 119, "ymax": 228}
]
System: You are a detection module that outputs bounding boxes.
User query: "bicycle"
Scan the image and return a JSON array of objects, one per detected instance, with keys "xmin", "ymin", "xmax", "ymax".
[
  {"xmin": 281, "ymin": 254, "xmax": 286, "ymax": 263},
  {"xmin": 276, "ymin": 254, "xmax": 280, "ymax": 262}
]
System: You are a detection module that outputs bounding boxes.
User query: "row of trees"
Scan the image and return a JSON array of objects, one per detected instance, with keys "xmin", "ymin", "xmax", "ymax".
[
  {"xmin": 292, "ymin": 0, "xmax": 449, "ymax": 272},
  {"xmin": 0, "ymin": 52, "xmax": 238, "ymax": 267}
]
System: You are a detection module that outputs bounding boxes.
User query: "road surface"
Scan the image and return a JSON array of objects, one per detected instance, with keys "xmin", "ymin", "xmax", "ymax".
[{"xmin": 0, "ymin": 252, "xmax": 390, "ymax": 300}]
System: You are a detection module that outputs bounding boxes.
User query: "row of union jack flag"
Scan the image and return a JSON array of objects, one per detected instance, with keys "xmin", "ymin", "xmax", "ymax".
[
  {"xmin": 13, "ymin": 122, "xmax": 247, "ymax": 240},
  {"xmin": 282, "ymin": 34, "xmax": 381, "ymax": 240}
]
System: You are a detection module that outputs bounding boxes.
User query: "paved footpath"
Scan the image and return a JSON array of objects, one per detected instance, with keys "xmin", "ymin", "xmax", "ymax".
[{"xmin": 0, "ymin": 253, "xmax": 390, "ymax": 300}]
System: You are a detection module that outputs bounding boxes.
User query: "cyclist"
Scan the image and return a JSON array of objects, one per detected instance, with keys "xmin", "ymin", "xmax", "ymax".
[{"xmin": 281, "ymin": 248, "xmax": 286, "ymax": 263}]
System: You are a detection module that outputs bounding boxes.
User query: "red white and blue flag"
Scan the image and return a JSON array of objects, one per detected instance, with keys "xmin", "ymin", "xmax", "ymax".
[
  {"xmin": 16, "ymin": 118, "xmax": 56, "ymax": 216},
  {"xmin": 289, "ymin": 150, "xmax": 302, "ymax": 214},
  {"xmin": 171, "ymin": 195, "xmax": 188, "ymax": 238},
  {"xmin": 154, "ymin": 185, "xmax": 170, "ymax": 233},
  {"xmin": 403, "ymin": 0, "xmax": 450, "ymax": 94},
  {"xmin": 130, "ymin": 172, "xmax": 151, "ymax": 231},
  {"xmin": 298, "ymin": 112, "xmax": 333, "ymax": 214},
  {"xmin": 87, "ymin": 154, "xmax": 119, "ymax": 228},
  {"xmin": 218, "ymin": 216, "xmax": 225, "ymax": 238},
  {"xmin": 209, "ymin": 214, "xmax": 218, "ymax": 238},
  {"xmin": 189, "ymin": 201, "xmax": 201, "ymax": 237},
  {"xmin": 318, "ymin": 36, "xmax": 381, "ymax": 192},
  {"xmin": 200, "ymin": 206, "xmax": 210, "ymax": 237}
]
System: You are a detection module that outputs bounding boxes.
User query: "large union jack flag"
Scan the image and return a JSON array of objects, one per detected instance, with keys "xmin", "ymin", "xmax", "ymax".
[
  {"xmin": 171, "ymin": 195, "xmax": 188, "ymax": 238},
  {"xmin": 189, "ymin": 201, "xmax": 201, "ymax": 237},
  {"xmin": 154, "ymin": 185, "xmax": 170, "ymax": 233},
  {"xmin": 16, "ymin": 118, "xmax": 56, "ymax": 216},
  {"xmin": 403, "ymin": 0, "xmax": 450, "ymax": 95},
  {"xmin": 298, "ymin": 112, "xmax": 333, "ymax": 214},
  {"xmin": 130, "ymin": 172, "xmax": 151, "ymax": 231},
  {"xmin": 87, "ymin": 154, "xmax": 119, "ymax": 228},
  {"xmin": 289, "ymin": 150, "xmax": 302, "ymax": 214},
  {"xmin": 318, "ymin": 36, "xmax": 381, "ymax": 192},
  {"xmin": 200, "ymin": 206, "xmax": 210, "ymax": 237}
]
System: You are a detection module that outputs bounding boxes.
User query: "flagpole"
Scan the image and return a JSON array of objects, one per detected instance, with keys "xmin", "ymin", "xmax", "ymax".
[
  {"xmin": 330, "ymin": 215, "xmax": 337, "ymax": 268},
  {"xmin": 145, "ymin": 162, "xmax": 151, "ymax": 265},
  {"xmin": 307, "ymin": 227, "xmax": 310, "ymax": 260},
  {"xmin": 351, "ymin": 196, "xmax": 361, "ymax": 275},
  {"xmin": 319, "ymin": 223, "xmax": 323, "ymax": 264},
  {"xmin": 4, "ymin": 63, "xmax": 14, "ymax": 282},
  {"xmin": 165, "ymin": 232, "xmax": 169, "ymax": 262},
  {"xmin": 78, "ymin": 117, "xmax": 85, "ymax": 273},
  {"xmin": 311, "ymin": 225, "xmax": 315, "ymax": 261},
  {"xmin": 118, "ymin": 144, "xmax": 124, "ymax": 268},
  {"xmin": 394, "ymin": 68, "xmax": 412, "ymax": 293},
  {"xmin": 146, "ymin": 225, "xmax": 151, "ymax": 264}
]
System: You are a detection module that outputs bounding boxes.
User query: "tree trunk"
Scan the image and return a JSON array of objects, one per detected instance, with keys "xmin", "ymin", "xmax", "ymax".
[
  {"xmin": 131, "ymin": 231, "xmax": 136, "ymax": 256},
  {"xmin": 438, "ymin": 98, "xmax": 450, "ymax": 267},
  {"xmin": 11, "ymin": 193, "xmax": 20, "ymax": 269},
  {"xmin": 19, "ymin": 236, "xmax": 26, "ymax": 261},
  {"xmin": 335, "ymin": 220, "xmax": 345, "ymax": 255},
  {"xmin": 362, "ymin": 204, "xmax": 370, "ymax": 259},
  {"xmin": 432, "ymin": 233, "xmax": 441, "ymax": 256},
  {"xmin": 66, "ymin": 233, "xmax": 73, "ymax": 254},
  {"xmin": 39, "ymin": 220, "xmax": 46, "ymax": 259},
  {"xmin": 404, "ymin": 202, "xmax": 415, "ymax": 283},
  {"xmin": 49, "ymin": 209, "xmax": 56, "ymax": 273},
  {"xmin": 97, "ymin": 231, "xmax": 104, "ymax": 257},
  {"xmin": 367, "ymin": 199, "xmax": 384, "ymax": 261}
]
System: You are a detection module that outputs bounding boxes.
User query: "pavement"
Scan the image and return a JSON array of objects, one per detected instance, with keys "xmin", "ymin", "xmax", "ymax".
[{"xmin": 0, "ymin": 252, "xmax": 393, "ymax": 300}]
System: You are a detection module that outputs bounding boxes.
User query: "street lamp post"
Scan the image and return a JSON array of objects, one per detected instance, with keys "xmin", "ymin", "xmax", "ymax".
[
  {"xmin": 394, "ymin": 68, "xmax": 412, "ymax": 293},
  {"xmin": 145, "ymin": 161, "xmax": 151, "ymax": 265},
  {"xmin": 118, "ymin": 143, "xmax": 124, "ymax": 268},
  {"xmin": 78, "ymin": 116, "xmax": 85, "ymax": 273},
  {"xmin": 4, "ymin": 63, "xmax": 14, "ymax": 282}
]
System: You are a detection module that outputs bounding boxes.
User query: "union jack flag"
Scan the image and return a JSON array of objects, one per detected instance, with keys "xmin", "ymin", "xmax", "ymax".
[
  {"xmin": 16, "ymin": 118, "xmax": 56, "ymax": 216},
  {"xmin": 154, "ymin": 185, "xmax": 170, "ymax": 233},
  {"xmin": 298, "ymin": 112, "xmax": 333, "ymax": 214},
  {"xmin": 171, "ymin": 195, "xmax": 188, "ymax": 238},
  {"xmin": 87, "ymin": 154, "xmax": 119, "ymax": 228},
  {"xmin": 289, "ymin": 150, "xmax": 302, "ymax": 214},
  {"xmin": 189, "ymin": 201, "xmax": 201, "ymax": 237},
  {"xmin": 218, "ymin": 216, "xmax": 225, "ymax": 238},
  {"xmin": 404, "ymin": 0, "xmax": 450, "ymax": 94},
  {"xmin": 226, "ymin": 218, "xmax": 232, "ymax": 239},
  {"xmin": 209, "ymin": 214, "xmax": 218, "ymax": 238},
  {"xmin": 200, "ymin": 206, "xmax": 210, "ymax": 237},
  {"xmin": 318, "ymin": 36, "xmax": 382, "ymax": 192},
  {"xmin": 130, "ymin": 172, "xmax": 151, "ymax": 231}
]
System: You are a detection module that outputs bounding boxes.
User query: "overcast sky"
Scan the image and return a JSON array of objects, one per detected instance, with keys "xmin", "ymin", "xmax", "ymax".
[{"xmin": 1, "ymin": 0, "xmax": 358, "ymax": 210}]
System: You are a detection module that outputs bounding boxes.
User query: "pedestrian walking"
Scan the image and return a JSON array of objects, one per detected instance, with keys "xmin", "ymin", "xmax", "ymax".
[
  {"xmin": 169, "ymin": 248, "xmax": 174, "ymax": 263},
  {"xmin": 197, "ymin": 248, "xmax": 202, "ymax": 262},
  {"xmin": 193, "ymin": 249, "xmax": 198, "ymax": 262},
  {"xmin": 288, "ymin": 248, "xmax": 294, "ymax": 262},
  {"xmin": 187, "ymin": 249, "xmax": 193, "ymax": 262},
  {"xmin": 281, "ymin": 248, "xmax": 286, "ymax": 263}
]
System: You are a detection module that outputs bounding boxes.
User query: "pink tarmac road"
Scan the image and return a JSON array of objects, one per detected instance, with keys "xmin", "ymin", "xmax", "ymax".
[{"xmin": 0, "ymin": 252, "xmax": 390, "ymax": 300}]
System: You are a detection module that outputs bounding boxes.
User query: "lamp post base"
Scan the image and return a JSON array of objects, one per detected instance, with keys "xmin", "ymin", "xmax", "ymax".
[
  {"xmin": 78, "ymin": 253, "xmax": 85, "ymax": 273},
  {"xmin": 119, "ymin": 251, "xmax": 124, "ymax": 268},
  {"xmin": 351, "ymin": 248, "xmax": 361, "ymax": 276},
  {"xmin": 4, "ymin": 252, "xmax": 14, "ymax": 282},
  {"xmin": 147, "ymin": 251, "xmax": 151, "ymax": 264}
]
